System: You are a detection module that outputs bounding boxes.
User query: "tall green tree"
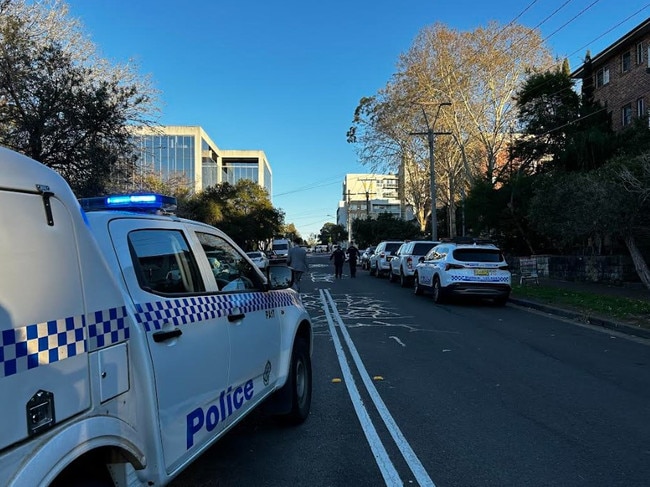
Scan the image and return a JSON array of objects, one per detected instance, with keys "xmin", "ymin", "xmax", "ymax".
[
  {"xmin": 0, "ymin": 0, "xmax": 158, "ymax": 196},
  {"xmin": 318, "ymin": 222, "xmax": 347, "ymax": 245},
  {"xmin": 512, "ymin": 65, "xmax": 581, "ymax": 172},
  {"xmin": 180, "ymin": 180, "xmax": 284, "ymax": 250}
]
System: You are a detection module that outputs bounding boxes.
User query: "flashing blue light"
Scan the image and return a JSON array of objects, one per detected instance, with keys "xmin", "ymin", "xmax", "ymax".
[{"xmin": 79, "ymin": 193, "xmax": 177, "ymax": 213}]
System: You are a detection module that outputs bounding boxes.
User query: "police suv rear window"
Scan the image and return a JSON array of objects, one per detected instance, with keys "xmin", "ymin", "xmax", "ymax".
[
  {"xmin": 453, "ymin": 248, "xmax": 503, "ymax": 263},
  {"xmin": 413, "ymin": 243, "xmax": 436, "ymax": 254},
  {"xmin": 385, "ymin": 243, "xmax": 402, "ymax": 252}
]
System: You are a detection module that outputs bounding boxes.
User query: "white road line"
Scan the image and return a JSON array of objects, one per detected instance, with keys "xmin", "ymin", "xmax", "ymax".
[
  {"xmin": 389, "ymin": 336, "xmax": 406, "ymax": 347},
  {"xmin": 319, "ymin": 289, "xmax": 403, "ymax": 486},
  {"xmin": 324, "ymin": 290, "xmax": 436, "ymax": 487}
]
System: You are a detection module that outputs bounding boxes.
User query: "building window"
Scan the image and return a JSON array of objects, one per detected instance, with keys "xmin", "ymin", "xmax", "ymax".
[
  {"xmin": 621, "ymin": 51, "xmax": 631, "ymax": 72},
  {"xmin": 637, "ymin": 98, "xmax": 645, "ymax": 118},
  {"xmin": 637, "ymin": 42, "xmax": 644, "ymax": 64},
  {"xmin": 595, "ymin": 66, "xmax": 610, "ymax": 87},
  {"xmin": 622, "ymin": 104, "xmax": 633, "ymax": 127}
]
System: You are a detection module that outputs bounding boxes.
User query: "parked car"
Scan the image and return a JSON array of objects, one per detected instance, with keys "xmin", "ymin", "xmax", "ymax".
[
  {"xmin": 360, "ymin": 246, "xmax": 375, "ymax": 270},
  {"xmin": 388, "ymin": 240, "xmax": 439, "ymax": 287},
  {"xmin": 413, "ymin": 238, "xmax": 511, "ymax": 305},
  {"xmin": 369, "ymin": 241, "xmax": 403, "ymax": 277},
  {"xmin": 246, "ymin": 250, "xmax": 270, "ymax": 269}
]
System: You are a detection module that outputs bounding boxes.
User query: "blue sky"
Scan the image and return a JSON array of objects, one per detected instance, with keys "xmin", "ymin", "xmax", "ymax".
[{"xmin": 65, "ymin": 0, "xmax": 649, "ymax": 238}]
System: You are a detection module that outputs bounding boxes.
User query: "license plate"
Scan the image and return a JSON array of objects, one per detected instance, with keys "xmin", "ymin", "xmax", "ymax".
[{"xmin": 474, "ymin": 269, "xmax": 490, "ymax": 276}]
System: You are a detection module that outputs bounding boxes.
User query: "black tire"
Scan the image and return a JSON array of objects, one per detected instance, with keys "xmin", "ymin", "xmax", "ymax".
[
  {"xmin": 493, "ymin": 296, "xmax": 508, "ymax": 306},
  {"xmin": 284, "ymin": 338, "xmax": 312, "ymax": 424},
  {"xmin": 369, "ymin": 264, "xmax": 376, "ymax": 276},
  {"xmin": 388, "ymin": 269, "xmax": 397, "ymax": 282},
  {"xmin": 399, "ymin": 270, "xmax": 409, "ymax": 288},
  {"xmin": 432, "ymin": 276, "xmax": 445, "ymax": 304},
  {"xmin": 413, "ymin": 272, "xmax": 424, "ymax": 295}
]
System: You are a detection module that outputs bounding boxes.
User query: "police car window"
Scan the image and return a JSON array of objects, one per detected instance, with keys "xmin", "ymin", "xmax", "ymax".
[
  {"xmin": 413, "ymin": 243, "xmax": 435, "ymax": 255},
  {"xmin": 454, "ymin": 248, "xmax": 503, "ymax": 263},
  {"xmin": 195, "ymin": 232, "xmax": 262, "ymax": 292},
  {"xmin": 129, "ymin": 229, "xmax": 205, "ymax": 295}
]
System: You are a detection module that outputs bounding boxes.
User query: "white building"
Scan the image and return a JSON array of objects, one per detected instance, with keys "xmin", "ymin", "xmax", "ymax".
[
  {"xmin": 130, "ymin": 125, "xmax": 272, "ymax": 198},
  {"xmin": 337, "ymin": 173, "xmax": 414, "ymax": 241}
]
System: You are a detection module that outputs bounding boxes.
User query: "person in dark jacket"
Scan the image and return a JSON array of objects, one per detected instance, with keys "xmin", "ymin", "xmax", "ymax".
[
  {"xmin": 330, "ymin": 245, "xmax": 346, "ymax": 278},
  {"xmin": 346, "ymin": 242, "xmax": 360, "ymax": 278}
]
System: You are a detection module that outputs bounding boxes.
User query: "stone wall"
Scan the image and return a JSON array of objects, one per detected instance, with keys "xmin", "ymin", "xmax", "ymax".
[{"xmin": 508, "ymin": 255, "xmax": 639, "ymax": 283}]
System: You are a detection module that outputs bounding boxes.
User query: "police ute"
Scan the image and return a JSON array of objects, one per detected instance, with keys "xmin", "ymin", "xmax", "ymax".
[{"xmin": 0, "ymin": 146, "xmax": 313, "ymax": 486}]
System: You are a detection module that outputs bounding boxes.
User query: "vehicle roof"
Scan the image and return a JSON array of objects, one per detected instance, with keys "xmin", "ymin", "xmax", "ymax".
[{"xmin": 0, "ymin": 146, "xmax": 79, "ymax": 206}]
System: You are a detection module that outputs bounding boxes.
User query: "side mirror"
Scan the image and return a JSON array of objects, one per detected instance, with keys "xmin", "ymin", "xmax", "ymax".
[{"xmin": 266, "ymin": 265, "xmax": 293, "ymax": 290}]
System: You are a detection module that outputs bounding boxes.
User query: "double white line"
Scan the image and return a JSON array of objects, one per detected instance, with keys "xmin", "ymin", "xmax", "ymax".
[{"xmin": 320, "ymin": 289, "xmax": 436, "ymax": 487}]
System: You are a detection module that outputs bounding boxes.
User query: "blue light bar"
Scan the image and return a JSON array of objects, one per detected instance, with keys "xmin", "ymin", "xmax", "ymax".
[{"xmin": 79, "ymin": 193, "xmax": 177, "ymax": 213}]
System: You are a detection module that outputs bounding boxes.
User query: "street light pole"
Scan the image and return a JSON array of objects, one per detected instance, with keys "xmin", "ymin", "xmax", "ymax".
[{"xmin": 410, "ymin": 102, "xmax": 451, "ymax": 241}]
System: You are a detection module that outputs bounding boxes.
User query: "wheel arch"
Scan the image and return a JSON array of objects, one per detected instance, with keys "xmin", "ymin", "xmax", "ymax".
[{"xmin": 10, "ymin": 417, "xmax": 146, "ymax": 487}]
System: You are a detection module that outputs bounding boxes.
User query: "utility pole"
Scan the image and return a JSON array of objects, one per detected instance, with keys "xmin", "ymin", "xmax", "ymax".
[
  {"xmin": 347, "ymin": 189, "xmax": 352, "ymax": 244},
  {"xmin": 410, "ymin": 102, "xmax": 452, "ymax": 241}
]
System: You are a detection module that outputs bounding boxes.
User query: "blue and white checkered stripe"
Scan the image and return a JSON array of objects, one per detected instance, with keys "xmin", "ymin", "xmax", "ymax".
[
  {"xmin": 449, "ymin": 275, "xmax": 510, "ymax": 283},
  {"xmin": 87, "ymin": 306, "xmax": 129, "ymax": 350},
  {"xmin": 135, "ymin": 291, "xmax": 297, "ymax": 331},
  {"xmin": 0, "ymin": 306, "xmax": 128, "ymax": 379},
  {"xmin": 1, "ymin": 291, "xmax": 299, "ymax": 378}
]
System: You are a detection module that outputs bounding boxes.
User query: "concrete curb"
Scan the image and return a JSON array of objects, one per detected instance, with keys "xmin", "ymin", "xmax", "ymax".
[{"xmin": 508, "ymin": 297, "xmax": 650, "ymax": 340}]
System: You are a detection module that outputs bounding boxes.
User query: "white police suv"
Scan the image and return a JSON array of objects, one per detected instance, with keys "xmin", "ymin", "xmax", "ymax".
[
  {"xmin": 0, "ymin": 146, "xmax": 313, "ymax": 487},
  {"xmin": 413, "ymin": 238, "xmax": 511, "ymax": 305}
]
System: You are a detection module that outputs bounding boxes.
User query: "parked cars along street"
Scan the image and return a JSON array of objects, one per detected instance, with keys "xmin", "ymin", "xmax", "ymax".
[
  {"xmin": 369, "ymin": 240, "xmax": 403, "ymax": 278},
  {"xmin": 413, "ymin": 237, "xmax": 511, "ymax": 305},
  {"xmin": 388, "ymin": 240, "xmax": 439, "ymax": 287},
  {"xmin": 246, "ymin": 250, "xmax": 270, "ymax": 269}
]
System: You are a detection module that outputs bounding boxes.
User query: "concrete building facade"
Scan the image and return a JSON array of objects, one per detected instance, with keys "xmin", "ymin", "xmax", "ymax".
[{"xmin": 131, "ymin": 125, "xmax": 272, "ymax": 198}]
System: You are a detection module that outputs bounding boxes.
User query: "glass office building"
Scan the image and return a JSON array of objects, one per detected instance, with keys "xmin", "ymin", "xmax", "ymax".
[{"xmin": 131, "ymin": 126, "xmax": 272, "ymax": 199}]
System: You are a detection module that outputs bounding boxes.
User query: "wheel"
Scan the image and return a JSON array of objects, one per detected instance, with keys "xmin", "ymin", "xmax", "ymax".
[
  {"xmin": 399, "ymin": 270, "xmax": 408, "ymax": 288},
  {"xmin": 369, "ymin": 263, "xmax": 376, "ymax": 276},
  {"xmin": 413, "ymin": 272, "xmax": 424, "ymax": 295},
  {"xmin": 432, "ymin": 276, "xmax": 445, "ymax": 303},
  {"xmin": 493, "ymin": 296, "xmax": 508, "ymax": 306},
  {"xmin": 388, "ymin": 268, "xmax": 397, "ymax": 282},
  {"xmin": 284, "ymin": 337, "xmax": 312, "ymax": 424}
]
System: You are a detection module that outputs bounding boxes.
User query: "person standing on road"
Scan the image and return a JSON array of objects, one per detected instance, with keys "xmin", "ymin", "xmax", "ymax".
[
  {"xmin": 346, "ymin": 242, "xmax": 360, "ymax": 278},
  {"xmin": 330, "ymin": 245, "xmax": 346, "ymax": 279},
  {"xmin": 287, "ymin": 237, "xmax": 309, "ymax": 291}
]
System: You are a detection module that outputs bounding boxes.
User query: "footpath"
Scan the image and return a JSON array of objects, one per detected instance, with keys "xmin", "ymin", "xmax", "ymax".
[{"xmin": 509, "ymin": 277, "xmax": 650, "ymax": 340}]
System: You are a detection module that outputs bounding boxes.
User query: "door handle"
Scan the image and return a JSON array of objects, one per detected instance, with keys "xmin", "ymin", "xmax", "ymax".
[
  {"xmin": 228, "ymin": 313, "xmax": 245, "ymax": 322},
  {"xmin": 153, "ymin": 328, "xmax": 183, "ymax": 342}
]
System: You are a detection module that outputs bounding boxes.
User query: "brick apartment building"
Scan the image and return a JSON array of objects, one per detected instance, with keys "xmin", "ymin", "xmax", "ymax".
[{"xmin": 572, "ymin": 18, "xmax": 650, "ymax": 132}]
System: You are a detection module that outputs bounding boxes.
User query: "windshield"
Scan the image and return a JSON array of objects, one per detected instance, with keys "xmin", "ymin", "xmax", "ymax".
[{"xmin": 272, "ymin": 243, "xmax": 288, "ymax": 251}]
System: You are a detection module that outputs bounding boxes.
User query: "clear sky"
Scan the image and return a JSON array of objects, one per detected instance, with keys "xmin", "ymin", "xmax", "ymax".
[{"xmin": 64, "ymin": 0, "xmax": 649, "ymax": 239}]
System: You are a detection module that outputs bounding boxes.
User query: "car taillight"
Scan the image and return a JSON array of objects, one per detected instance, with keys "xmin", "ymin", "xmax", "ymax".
[
  {"xmin": 406, "ymin": 257, "xmax": 413, "ymax": 268},
  {"xmin": 445, "ymin": 263, "xmax": 464, "ymax": 270}
]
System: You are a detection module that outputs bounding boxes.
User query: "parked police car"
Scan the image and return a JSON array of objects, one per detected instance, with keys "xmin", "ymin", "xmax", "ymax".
[
  {"xmin": 413, "ymin": 238, "xmax": 511, "ymax": 305},
  {"xmin": 0, "ymin": 147, "xmax": 313, "ymax": 487}
]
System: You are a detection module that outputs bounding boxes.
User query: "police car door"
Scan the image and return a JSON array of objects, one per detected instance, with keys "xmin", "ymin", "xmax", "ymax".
[
  {"xmin": 192, "ymin": 231, "xmax": 282, "ymax": 422},
  {"xmin": 109, "ymin": 220, "xmax": 230, "ymax": 473}
]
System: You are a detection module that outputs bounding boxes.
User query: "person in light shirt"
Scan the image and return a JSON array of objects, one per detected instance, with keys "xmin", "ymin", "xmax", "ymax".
[{"xmin": 287, "ymin": 237, "xmax": 309, "ymax": 291}]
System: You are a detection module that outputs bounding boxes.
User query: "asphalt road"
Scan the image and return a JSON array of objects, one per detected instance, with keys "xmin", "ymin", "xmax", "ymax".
[{"xmin": 170, "ymin": 253, "xmax": 650, "ymax": 487}]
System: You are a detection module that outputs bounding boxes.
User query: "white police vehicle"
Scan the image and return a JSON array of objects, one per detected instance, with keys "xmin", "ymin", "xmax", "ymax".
[
  {"xmin": 413, "ymin": 238, "xmax": 511, "ymax": 305},
  {"xmin": 0, "ymin": 147, "xmax": 313, "ymax": 486}
]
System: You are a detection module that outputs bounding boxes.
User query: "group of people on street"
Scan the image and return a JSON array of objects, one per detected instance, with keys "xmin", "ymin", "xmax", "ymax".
[
  {"xmin": 286, "ymin": 239, "xmax": 361, "ymax": 291},
  {"xmin": 330, "ymin": 242, "xmax": 359, "ymax": 278}
]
